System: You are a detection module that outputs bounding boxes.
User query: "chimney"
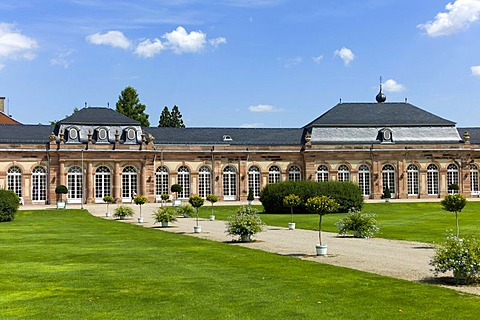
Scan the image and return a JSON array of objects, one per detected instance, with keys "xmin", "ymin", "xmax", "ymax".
[{"xmin": 0, "ymin": 97, "xmax": 5, "ymax": 113}]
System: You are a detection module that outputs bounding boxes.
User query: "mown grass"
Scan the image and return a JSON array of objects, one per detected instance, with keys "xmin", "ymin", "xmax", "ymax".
[
  {"xmin": 197, "ymin": 201, "xmax": 480, "ymax": 243},
  {"xmin": 1, "ymin": 209, "xmax": 480, "ymax": 319}
]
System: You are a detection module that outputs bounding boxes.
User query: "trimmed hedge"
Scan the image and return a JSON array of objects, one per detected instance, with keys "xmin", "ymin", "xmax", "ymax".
[
  {"xmin": 0, "ymin": 189, "xmax": 20, "ymax": 222},
  {"xmin": 259, "ymin": 181, "xmax": 363, "ymax": 214}
]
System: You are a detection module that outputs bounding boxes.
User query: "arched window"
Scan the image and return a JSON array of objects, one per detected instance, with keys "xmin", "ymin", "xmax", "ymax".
[
  {"xmin": 223, "ymin": 166, "xmax": 237, "ymax": 200},
  {"xmin": 407, "ymin": 164, "xmax": 419, "ymax": 196},
  {"xmin": 358, "ymin": 165, "xmax": 370, "ymax": 196},
  {"xmin": 268, "ymin": 166, "xmax": 280, "ymax": 184},
  {"xmin": 427, "ymin": 164, "xmax": 439, "ymax": 195},
  {"xmin": 32, "ymin": 166, "xmax": 47, "ymax": 202},
  {"xmin": 122, "ymin": 166, "xmax": 137, "ymax": 201},
  {"xmin": 7, "ymin": 166, "xmax": 22, "ymax": 197},
  {"xmin": 470, "ymin": 164, "xmax": 479, "ymax": 195},
  {"xmin": 156, "ymin": 166, "xmax": 169, "ymax": 199},
  {"xmin": 177, "ymin": 166, "xmax": 190, "ymax": 199},
  {"xmin": 198, "ymin": 166, "xmax": 211, "ymax": 198},
  {"xmin": 382, "ymin": 164, "xmax": 396, "ymax": 196},
  {"xmin": 95, "ymin": 166, "xmax": 111, "ymax": 201},
  {"xmin": 288, "ymin": 165, "xmax": 301, "ymax": 181},
  {"xmin": 248, "ymin": 166, "xmax": 261, "ymax": 198},
  {"xmin": 337, "ymin": 165, "xmax": 350, "ymax": 182},
  {"xmin": 447, "ymin": 164, "xmax": 459, "ymax": 194},
  {"xmin": 317, "ymin": 165, "xmax": 329, "ymax": 182},
  {"xmin": 67, "ymin": 166, "xmax": 83, "ymax": 203}
]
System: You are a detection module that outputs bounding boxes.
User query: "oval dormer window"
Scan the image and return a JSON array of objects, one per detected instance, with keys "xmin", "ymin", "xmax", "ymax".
[
  {"xmin": 127, "ymin": 129, "xmax": 136, "ymax": 140},
  {"xmin": 98, "ymin": 128, "xmax": 107, "ymax": 140},
  {"xmin": 383, "ymin": 129, "xmax": 391, "ymax": 141},
  {"xmin": 69, "ymin": 128, "xmax": 78, "ymax": 140},
  {"xmin": 223, "ymin": 135, "xmax": 232, "ymax": 141}
]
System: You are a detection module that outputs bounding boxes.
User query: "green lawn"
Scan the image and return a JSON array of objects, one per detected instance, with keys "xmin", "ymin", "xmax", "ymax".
[
  {"xmin": 198, "ymin": 202, "xmax": 480, "ymax": 243},
  {"xmin": 1, "ymin": 209, "xmax": 480, "ymax": 319}
]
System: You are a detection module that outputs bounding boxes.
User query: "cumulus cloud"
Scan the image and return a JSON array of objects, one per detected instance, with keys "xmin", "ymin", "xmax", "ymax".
[
  {"xmin": 382, "ymin": 79, "xmax": 406, "ymax": 92},
  {"xmin": 312, "ymin": 55, "xmax": 323, "ymax": 64},
  {"xmin": 471, "ymin": 65, "xmax": 480, "ymax": 76},
  {"xmin": 134, "ymin": 38, "xmax": 165, "ymax": 58},
  {"xmin": 418, "ymin": 0, "xmax": 480, "ymax": 37},
  {"xmin": 163, "ymin": 26, "xmax": 206, "ymax": 54},
  {"xmin": 334, "ymin": 47, "xmax": 355, "ymax": 65},
  {"xmin": 86, "ymin": 31, "xmax": 131, "ymax": 49},
  {"xmin": 209, "ymin": 37, "xmax": 227, "ymax": 48},
  {"xmin": 248, "ymin": 104, "xmax": 282, "ymax": 112},
  {"xmin": 0, "ymin": 23, "xmax": 37, "ymax": 62},
  {"xmin": 50, "ymin": 48, "xmax": 75, "ymax": 68}
]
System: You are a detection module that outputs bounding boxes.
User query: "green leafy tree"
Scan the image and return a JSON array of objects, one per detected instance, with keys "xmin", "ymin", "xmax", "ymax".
[
  {"xmin": 189, "ymin": 195, "xmax": 205, "ymax": 227},
  {"xmin": 305, "ymin": 196, "xmax": 339, "ymax": 246},
  {"xmin": 441, "ymin": 194, "xmax": 467, "ymax": 237},
  {"xmin": 116, "ymin": 86, "xmax": 150, "ymax": 127},
  {"xmin": 206, "ymin": 194, "xmax": 219, "ymax": 216},
  {"xmin": 158, "ymin": 106, "xmax": 172, "ymax": 127},
  {"xmin": 283, "ymin": 194, "xmax": 301, "ymax": 223}
]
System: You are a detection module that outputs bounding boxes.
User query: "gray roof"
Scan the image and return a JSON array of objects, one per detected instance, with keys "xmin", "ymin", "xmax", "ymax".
[
  {"xmin": 145, "ymin": 127, "xmax": 304, "ymax": 146},
  {"xmin": 0, "ymin": 124, "xmax": 53, "ymax": 144},
  {"xmin": 304, "ymin": 102, "xmax": 456, "ymax": 127},
  {"xmin": 458, "ymin": 128, "xmax": 480, "ymax": 144},
  {"xmin": 59, "ymin": 107, "xmax": 140, "ymax": 126}
]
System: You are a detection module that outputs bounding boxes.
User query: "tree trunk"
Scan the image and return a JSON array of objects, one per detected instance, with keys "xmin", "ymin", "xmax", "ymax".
[{"xmin": 318, "ymin": 214, "xmax": 323, "ymax": 245}]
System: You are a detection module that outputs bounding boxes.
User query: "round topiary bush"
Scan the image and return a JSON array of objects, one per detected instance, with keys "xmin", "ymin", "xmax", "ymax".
[{"xmin": 0, "ymin": 189, "xmax": 20, "ymax": 222}]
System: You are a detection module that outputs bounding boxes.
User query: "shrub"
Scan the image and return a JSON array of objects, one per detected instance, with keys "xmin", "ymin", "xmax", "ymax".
[
  {"xmin": 283, "ymin": 194, "xmax": 301, "ymax": 223},
  {"xmin": 260, "ymin": 181, "xmax": 363, "ymax": 214},
  {"xmin": 153, "ymin": 206, "xmax": 178, "ymax": 223},
  {"xmin": 0, "ymin": 189, "xmax": 20, "ymax": 222},
  {"xmin": 226, "ymin": 206, "xmax": 264, "ymax": 242},
  {"xmin": 103, "ymin": 196, "xmax": 114, "ymax": 203},
  {"xmin": 335, "ymin": 209, "xmax": 379, "ymax": 239},
  {"xmin": 382, "ymin": 188, "xmax": 391, "ymax": 199},
  {"xmin": 171, "ymin": 184, "xmax": 182, "ymax": 199},
  {"xmin": 114, "ymin": 205, "xmax": 134, "ymax": 219},
  {"xmin": 441, "ymin": 194, "xmax": 467, "ymax": 238},
  {"xmin": 247, "ymin": 188, "xmax": 254, "ymax": 202},
  {"xmin": 430, "ymin": 233, "xmax": 480, "ymax": 284},
  {"xmin": 55, "ymin": 184, "xmax": 68, "ymax": 202},
  {"xmin": 176, "ymin": 204, "xmax": 195, "ymax": 218}
]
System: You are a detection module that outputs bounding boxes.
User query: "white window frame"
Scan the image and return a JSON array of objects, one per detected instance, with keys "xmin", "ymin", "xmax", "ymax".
[
  {"xmin": 358, "ymin": 165, "xmax": 370, "ymax": 196},
  {"xmin": 268, "ymin": 166, "xmax": 280, "ymax": 184},
  {"xmin": 407, "ymin": 164, "xmax": 419, "ymax": 196},
  {"xmin": 95, "ymin": 166, "xmax": 111, "ymax": 202},
  {"xmin": 122, "ymin": 166, "xmax": 138, "ymax": 202},
  {"xmin": 382, "ymin": 164, "xmax": 396, "ymax": 197},
  {"xmin": 337, "ymin": 165, "xmax": 350, "ymax": 182},
  {"xmin": 288, "ymin": 165, "xmax": 301, "ymax": 181},
  {"xmin": 427, "ymin": 164, "xmax": 439, "ymax": 195},
  {"xmin": 198, "ymin": 166, "xmax": 211, "ymax": 198},
  {"xmin": 447, "ymin": 163, "xmax": 459, "ymax": 194},
  {"xmin": 155, "ymin": 166, "xmax": 170, "ymax": 200},
  {"xmin": 470, "ymin": 164, "xmax": 479, "ymax": 195},
  {"xmin": 7, "ymin": 166, "xmax": 22, "ymax": 197},
  {"xmin": 248, "ymin": 166, "xmax": 261, "ymax": 198},
  {"xmin": 223, "ymin": 166, "xmax": 237, "ymax": 201},
  {"xmin": 177, "ymin": 166, "xmax": 190, "ymax": 199},
  {"xmin": 317, "ymin": 165, "xmax": 329, "ymax": 182},
  {"xmin": 67, "ymin": 166, "xmax": 83, "ymax": 203}
]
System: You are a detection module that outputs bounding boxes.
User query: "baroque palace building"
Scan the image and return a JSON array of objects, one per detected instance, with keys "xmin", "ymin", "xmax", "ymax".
[{"xmin": 0, "ymin": 89, "xmax": 479, "ymax": 205}]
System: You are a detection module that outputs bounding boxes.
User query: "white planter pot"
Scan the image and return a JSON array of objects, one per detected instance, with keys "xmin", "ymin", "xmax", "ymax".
[
  {"xmin": 138, "ymin": 217, "xmax": 144, "ymax": 223},
  {"xmin": 161, "ymin": 221, "xmax": 169, "ymax": 228},
  {"xmin": 316, "ymin": 244, "xmax": 328, "ymax": 256},
  {"xmin": 247, "ymin": 200, "xmax": 253, "ymax": 205},
  {"xmin": 240, "ymin": 234, "xmax": 251, "ymax": 242},
  {"xmin": 56, "ymin": 201, "xmax": 66, "ymax": 209},
  {"xmin": 173, "ymin": 199, "xmax": 182, "ymax": 207},
  {"xmin": 209, "ymin": 215, "xmax": 215, "ymax": 221},
  {"xmin": 106, "ymin": 212, "xmax": 111, "ymax": 217},
  {"xmin": 385, "ymin": 198, "xmax": 390, "ymax": 203},
  {"xmin": 288, "ymin": 222, "xmax": 296, "ymax": 230},
  {"xmin": 194, "ymin": 225, "xmax": 202, "ymax": 233}
]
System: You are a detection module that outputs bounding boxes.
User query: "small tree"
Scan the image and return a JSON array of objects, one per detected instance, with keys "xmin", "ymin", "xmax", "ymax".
[
  {"xmin": 206, "ymin": 194, "xmax": 219, "ymax": 216},
  {"xmin": 0, "ymin": 189, "xmax": 20, "ymax": 222},
  {"xmin": 283, "ymin": 194, "xmax": 301, "ymax": 224},
  {"xmin": 247, "ymin": 188, "xmax": 254, "ymax": 204},
  {"xmin": 383, "ymin": 187, "xmax": 391, "ymax": 199},
  {"xmin": 441, "ymin": 194, "xmax": 467, "ymax": 237},
  {"xmin": 171, "ymin": 184, "xmax": 182, "ymax": 200},
  {"xmin": 134, "ymin": 195, "xmax": 148, "ymax": 219},
  {"xmin": 55, "ymin": 185, "xmax": 68, "ymax": 202},
  {"xmin": 226, "ymin": 206, "xmax": 264, "ymax": 242},
  {"xmin": 103, "ymin": 195, "xmax": 115, "ymax": 216},
  {"xmin": 160, "ymin": 193, "xmax": 170, "ymax": 207},
  {"xmin": 305, "ymin": 196, "xmax": 339, "ymax": 246},
  {"xmin": 189, "ymin": 195, "xmax": 205, "ymax": 227}
]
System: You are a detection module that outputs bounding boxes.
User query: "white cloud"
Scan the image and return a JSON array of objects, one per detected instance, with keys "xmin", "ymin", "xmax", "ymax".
[
  {"xmin": 382, "ymin": 79, "xmax": 406, "ymax": 92},
  {"xmin": 0, "ymin": 23, "xmax": 37, "ymax": 61},
  {"xmin": 249, "ymin": 104, "xmax": 282, "ymax": 112},
  {"xmin": 334, "ymin": 47, "xmax": 355, "ymax": 65},
  {"xmin": 134, "ymin": 38, "xmax": 165, "ymax": 58},
  {"xmin": 312, "ymin": 55, "xmax": 323, "ymax": 64},
  {"xmin": 283, "ymin": 56, "xmax": 302, "ymax": 68},
  {"xmin": 86, "ymin": 31, "xmax": 131, "ymax": 49},
  {"xmin": 471, "ymin": 65, "xmax": 480, "ymax": 76},
  {"xmin": 209, "ymin": 37, "xmax": 227, "ymax": 48},
  {"xmin": 418, "ymin": 0, "xmax": 480, "ymax": 37},
  {"xmin": 239, "ymin": 122, "xmax": 264, "ymax": 128},
  {"xmin": 163, "ymin": 26, "xmax": 206, "ymax": 54},
  {"xmin": 50, "ymin": 49, "xmax": 75, "ymax": 68}
]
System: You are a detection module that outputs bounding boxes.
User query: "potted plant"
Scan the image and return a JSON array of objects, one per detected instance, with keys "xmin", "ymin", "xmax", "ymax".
[
  {"xmin": 134, "ymin": 195, "xmax": 148, "ymax": 223},
  {"xmin": 103, "ymin": 195, "xmax": 115, "ymax": 217},
  {"xmin": 55, "ymin": 185, "xmax": 68, "ymax": 209},
  {"xmin": 171, "ymin": 184, "xmax": 183, "ymax": 206},
  {"xmin": 441, "ymin": 193, "xmax": 467, "ymax": 238},
  {"xmin": 114, "ymin": 205, "xmax": 134, "ymax": 220},
  {"xmin": 176, "ymin": 204, "xmax": 195, "ymax": 218},
  {"xmin": 283, "ymin": 194, "xmax": 301, "ymax": 230},
  {"xmin": 160, "ymin": 193, "xmax": 169, "ymax": 207},
  {"xmin": 206, "ymin": 194, "xmax": 219, "ymax": 220},
  {"xmin": 226, "ymin": 206, "xmax": 264, "ymax": 242},
  {"xmin": 305, "ymin": 195, "xmax": 339, "ymax": 256},
  {"xmin": 247, "ymin": 188, "xmax": 254, "ymax": 205},
  {"xmin": 448, "ymin": 183, "xmax": 460, "ymax": 194},
  {"xmin": 153, "ymin": 206, "xmax": 177, "ymax": 227},
  {"xmin": 189, "ymin": 195, "xmax": 205, "ymax": 233},
  {"xmin": 335, "ymin": 209, "xmax": 379, "ymax": 238},
  {"xmin": 383, "ymin": 187, "xmax": 391, "ymax": 202}
]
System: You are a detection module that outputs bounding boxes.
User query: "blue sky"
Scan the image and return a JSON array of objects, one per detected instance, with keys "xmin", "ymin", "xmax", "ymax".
[{"xmin": 1, "ymin": 0, "xmax": 480, "ymax": 128}]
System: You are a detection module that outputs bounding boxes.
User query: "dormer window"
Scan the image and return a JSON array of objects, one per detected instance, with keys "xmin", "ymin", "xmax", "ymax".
[
  {"xmin": 383, "ymin": 129, "xmax": 391, "ymax": 140},
  {"xmin": 98, "ymin": 128, "xmax": 107, "ymax": 140},
  {"xmin": 69, "ymin": 128, "xmax": 78, "ymax": 140},
  {"xmin": 127, "ymin": 129, "xmax": 136, "ymax": 140},
  {"xmin": 379, "ymin": 128, "xmax": 393, "ymax": 143},
  {"xmin": 66, "ymin": 126, "xmax": 80, "ymax": 143},
  {"xmin": 223, "ymin": 135, "xmax": 232, "ymax": 142}
]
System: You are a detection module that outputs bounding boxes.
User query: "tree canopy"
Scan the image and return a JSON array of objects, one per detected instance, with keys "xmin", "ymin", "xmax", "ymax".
[
  {"xmin": 158, "ymin": 105, "xmax": 185, "ymax": 127},
  {"xmin": 116, "ymin": 86, "xmax": 150, "ymax": 127}
]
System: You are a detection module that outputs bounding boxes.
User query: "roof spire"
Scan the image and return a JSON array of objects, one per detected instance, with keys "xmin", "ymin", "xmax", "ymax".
[{"xmin": 375, "ymin": 76, "xmax": 386, "ymax": 103}]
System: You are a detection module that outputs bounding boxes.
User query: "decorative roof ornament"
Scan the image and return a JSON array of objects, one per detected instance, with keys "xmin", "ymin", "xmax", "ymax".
[{"xmin": 375, "ymin": 76, "xmax": 386, "ymax": 103}]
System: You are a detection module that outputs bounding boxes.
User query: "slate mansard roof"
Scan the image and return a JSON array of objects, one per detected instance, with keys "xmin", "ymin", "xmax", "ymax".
[
  {"xmin": 0, "ymin": 124, "xmax": 53, "ymax": 144},
  {"xmin": 59, "ymin": 107, "xmax": 140, "ymax": 126}
]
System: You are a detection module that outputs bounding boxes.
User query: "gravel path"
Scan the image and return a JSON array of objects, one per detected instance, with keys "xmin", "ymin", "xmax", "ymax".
[{"xmin": 80, "ymin": 203, "xmax": 480, "ymax": 296}]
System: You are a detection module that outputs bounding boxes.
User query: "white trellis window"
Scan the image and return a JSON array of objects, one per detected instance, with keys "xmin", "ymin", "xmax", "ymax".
[
  {"xmin": 156, "ymin": 166, "xmax": 170, "ymax": 200},
  {"xmin": 447, "ymin": 164, "xmax": 459, "ymax": 194},
  {"xmin": 337, "ymin": 165, "xmax": 350, "ymax": 182},
  {"xmin": 177, "ymin": 166, "xmax": 190, "ymax": 199},
  {"xmin": 198, "ymin": 166, "xmax": 211, "ymax": 198},
  {"xmin": 470, "ymin": 164, "xmax": 479, "ymax": 195},
  {"xmin": 407, "ymin": 164, "xmax": 419, "ymax": 196},
  {"xmin": 288, "ymin": 165, "xmax": 301, "ymax": 181},
  {"xmin": 358, "ymin": 165, "xmax": 370, "ymax": 196},
  {"xmin": 317, "ymin": 165, "xmax": 329, "ymax": 182},
  {"xmin": 32, "ymin": 166, "xmax": 47, "ymax": 202},
  {"xmin": 268, "ymin": 166, "xmax": 280, "ymax": 184},
  {"xmin": 121, "ymin": 166, "xmax": 138, "ymax": 202},
  {"xmin": 223, "ymin": 165, "xmax": 237, "ymax": 200},
  {"xmin": 248, "ymin": 166, "xmax": 261, "ymax": 198},
  {"xmin": 67, "ymin": 166, "xmax": 83, "ymax": 203},
  {"xmin": 382, "ymin": 164, "xmax": 396, "ymax": 197},
  {"xmin": 7, "ymin": 166, "xmax": 22, "ymax": 197},
  {"xmin": 427, "ymin": 164, "xmax": 439, "ymax": 195},
  {"xmin": 95, "ymin": 166, "xmax": 111, "ymax": 202}
]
